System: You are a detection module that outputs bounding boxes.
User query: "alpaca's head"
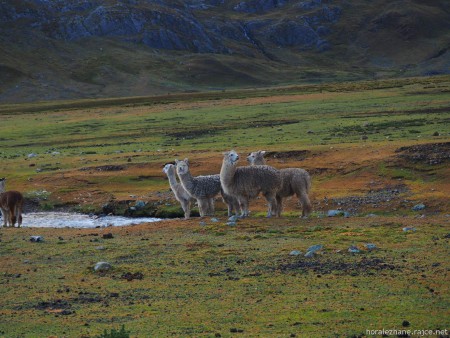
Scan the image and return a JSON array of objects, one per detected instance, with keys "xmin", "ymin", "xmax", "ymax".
[
  {"xmin": 247, "ymin": 150, "xmax": 266, "ymax": 165},
  {"xmin": 162, "ymin": 163, "xmax": 175, "ymax": 175},
  {"xmin": 175, "ymin": 159, "xmax": 190, "ymax": 175},
  {"xmin": 223, "ymin": 150, "xmax": 239, "ymax": 165},
  {"xmin": 0, "ymin": 177, "xmax": 5, "ymax": 192}
]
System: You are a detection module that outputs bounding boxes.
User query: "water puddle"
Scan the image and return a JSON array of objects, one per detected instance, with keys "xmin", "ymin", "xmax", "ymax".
[{"xmin": 11, "ymin": 212, "xmax": 161, "ymax": 228}]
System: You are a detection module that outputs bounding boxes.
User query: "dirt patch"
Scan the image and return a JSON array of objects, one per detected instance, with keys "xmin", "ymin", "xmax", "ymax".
[
  {"xmin": 325, "ymin": 184, "xmax": 409, "ymax": 213},
  {"xmin": 120, "ymin": 272, "xmax": 144, "ymax": 281},
  {"xmin": 396, "ymin": 142, "xmax": 450, "ymax": 165},
  {"xmin": 79, "ymin": 165, "xmax": 125, "ymax": 172},
  {"xmin": 167, "ymin": 128, "xmax": 219, "ymax": 140},
  {"xmin": 276, "ymin": 256, "xmax": 398, "ymax": 276},
  {"xmin": 265, "ymin": 150, "xmax": 310, "ymax": 161},
  {"xmin": 34, "ymin": 299, "xmax": 74, "ymax": 315},
  {"xmin": 72, "ymin": 292, "xmax": 104, "ymax": 304}
]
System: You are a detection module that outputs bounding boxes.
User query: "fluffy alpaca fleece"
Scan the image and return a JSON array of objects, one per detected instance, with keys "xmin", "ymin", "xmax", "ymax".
[
  {"xmin": 175, "ymin": 159, "xmax": 222, "ymax": 217},
  {"xmin": 221, "ymin": 188, "xmax": 241, "ymax": 217},
  {"xmin": 163, "ymin": 164, "xmax": 194, "ymax": 219},
  {"xmin": 247, "ymin": 150, "xmax": 312, "ymax": 217},
  {"xmin": 0, "ymin": 190, "xmax": 24, "ymax": 227},
  {"xmin": 220, "ymin": 150, "xmax": 281, "ymax": 218}
]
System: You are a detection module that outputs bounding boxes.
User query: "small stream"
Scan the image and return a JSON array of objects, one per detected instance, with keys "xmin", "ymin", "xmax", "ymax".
[{"xmin": 7, "ymin": 212, "xmax": 161, "ymax": 228}]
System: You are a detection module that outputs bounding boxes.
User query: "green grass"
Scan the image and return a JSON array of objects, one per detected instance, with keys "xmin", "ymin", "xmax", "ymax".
[
  {"xmin": 0, "ymin": 216, "xmax": 448, "ymax": 337},
  {"xmin": 0, "ymin": 76, "xmax": 449, "ymax": 336},
  {"xmin": 1, "ymin": 76, "xmax": 449, "ymax": 181}
]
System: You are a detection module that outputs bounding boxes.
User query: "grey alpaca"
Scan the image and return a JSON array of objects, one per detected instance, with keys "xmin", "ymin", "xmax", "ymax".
[
  {"xmin": 220, "ymin": 150, "xmax": 281, "ymax": 218},
  {"xmin": 175, "ymin": 159, "xmax": 221, "ymax": 217},
  {"xmin": 247, "ymin": 150, "xmax": 312, "ymax": 217},
  {"xmin": 162, "ymin": 164, "xmax": 194, "ymax": 219}
]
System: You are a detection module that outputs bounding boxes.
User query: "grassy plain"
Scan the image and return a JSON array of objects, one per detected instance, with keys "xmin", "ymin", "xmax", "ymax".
[{"xmin": 0, "ymin": 76, "xmax": 449, "ymax": 337}]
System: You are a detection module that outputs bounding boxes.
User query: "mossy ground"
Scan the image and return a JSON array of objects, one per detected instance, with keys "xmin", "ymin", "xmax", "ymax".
[
  {"xmin": 0, "ymin": 216, "xmax": 449, "ymax": 337},
  {"xmin": 0, "ymin": 76, "xmax": 449, "ymax": 337}
]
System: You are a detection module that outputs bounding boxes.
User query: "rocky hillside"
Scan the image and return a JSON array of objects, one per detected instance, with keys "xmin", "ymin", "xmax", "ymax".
[{"xmin": 1, "ymin": 0, "xmax": 449, "ymax": 102}]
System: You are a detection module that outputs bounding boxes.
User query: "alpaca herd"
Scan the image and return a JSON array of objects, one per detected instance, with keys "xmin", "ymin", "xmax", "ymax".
[
  {"xmin": 1, "ymin": 149, "xmax": 311, "ymax": 228},
  {"xmin": 163, "ymin": 150, "xmax": 312, "ymax": 219}
]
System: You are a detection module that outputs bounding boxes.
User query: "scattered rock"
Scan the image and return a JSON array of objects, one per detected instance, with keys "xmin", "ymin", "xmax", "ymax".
[
  {"xmin": 305, "ymin": 244, "xmax": 323, "ymax": 257},
  {"xmin": 402, "ymin": 227, "xmax": 416, "ymax": 232},
  {"xmin": 365, "ymin": 243, "xmax": 377, "ymax": 251},
  {"xmin": 230, "ymin": 328, "xmax": 244, "ymax": 333},
  {"xmin": 94, "ymin": 262, "xmax": 112, "ymax": 272},
  {"xmin": 199, "ymin": 221, "xmax": 207, "ymax": 226},
  {"xmin": 226, "ymin": 221, "xmax": 237, "ymax": 227},
  {"xmin": 30, "ymin": 236, "xmax": 44, "ymax": 242},
  {"xmin": 396, "ymin": 142, "xmax": 449, "ymax": 165},
  {"xmin": 307, "ymin": 244, "xmax": 323, "ymax": 253},
  {"xmin": 134, "ymin": 200, "xmax": 146, "ymax": 210},
  {"xmin": 228, "ymin": 215, "xmax": 239, "ymax": 222},
  {"xmin": 402, "ymin": 320, "xmax": 410, "ymax": 327},
  {"xmin": 102, "ymin": 233, "xmax": 114, "ymax": 239},
  {"xmin": 348, "ymin": 245, "xmax": 360, "ymax": 253},
  {"xmin": 412, "ymin": 203, "xmax": 425, "ymax": 211},
  {"xmin": 327, "ymin": 210, "xmax": 344, "ymax": 217},
  {"xmin": 95, "ymin": 246, "xmax": 106, "ymax": 251},
  {"xmin": 27, "ymin": 153, "xmax": 37, "ymax": 158},
  {"xmin": 289, "ymin": 250, "xmax": 302, "ymax": 256},
  {"xmin": 210, "ymin": 218, "xmax": 219, "ymax": 223}
]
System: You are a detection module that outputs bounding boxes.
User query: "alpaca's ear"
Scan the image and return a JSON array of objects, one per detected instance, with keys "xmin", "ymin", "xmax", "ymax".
[
  {"xmin": 184, "ymin": 158, "xmax": 189, "ymax": 166},
  {"xmin": 174, "ymin": 159, "xmax": 179, "ymax": 164},
  {"xmin": 260, "ymin": 150, "xmax": 266, "ymax": 155}
]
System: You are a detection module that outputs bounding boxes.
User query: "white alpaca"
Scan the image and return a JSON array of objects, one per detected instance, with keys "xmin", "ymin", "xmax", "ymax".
[
  {"xmin": 163, "ymin": 164, "xmax": 195, "ymax": 219},
  {"xmin": 247, "ymin": 150, "xmax": 312, "ymax": 217},
  {"xmin": 220, "ymin": 150, "xmax": 281, "ymax": 218},
  {"xmin": 175, "ymin": 159, "xmax": 222, "ymax": 217}
]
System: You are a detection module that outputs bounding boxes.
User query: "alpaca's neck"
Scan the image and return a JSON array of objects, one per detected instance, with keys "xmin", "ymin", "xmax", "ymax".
[
  {"xmin": 166, "ymin": 169, "xmax": 179, "ymax": 189},
  {"xmin": 220, "ymin": 159, "xmax": 236, "ymax": 188},
  {"xmin": 254, "ymin": 157, "xmax": 266, "ymax": 165},
  {"xmin": 178, "ymin": 170, "xmax": 195, "ymax": 193}
]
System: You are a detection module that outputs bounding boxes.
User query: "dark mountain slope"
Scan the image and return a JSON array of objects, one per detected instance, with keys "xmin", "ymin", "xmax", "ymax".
[{"xmin": 0, "ymin": 0, "xmax": 449, "ymax": 103}]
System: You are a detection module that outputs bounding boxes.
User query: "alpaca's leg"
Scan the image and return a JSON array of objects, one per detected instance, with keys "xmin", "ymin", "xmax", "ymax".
[
  {"xmin": 181, "ymin": 199, "xmax": 190, "ymax": 219},
  {"xmin": 7, "ymin": 206, "xmax": 14, "ymax": 227},
  {"xmin": 238, "ymin": 197, "xmax": 249, "ymax": 217},
  {"xmin": 5, "ymin": 209, "xmax": 11, "ymax": 227},
  {"xmin": 298, "ymin": 189, "xmax": 312, "ymax": 218},
  {"xmin": 276, "ymin": 195, "xmax": 283, "ymax": 217},
  {"xmin": 197, "ymin": 199, "xmax": 207, "ymax": 217},
  {"xmin": 227, "ymin": 201, "xmax": 233, "ymax": 217},
  {"xmin": 0, "ymin": 209, "xmax": 6, "ymax": 227},
  {"xmin": 16, "ymin": 201, "xmax": 23, "ymax": 227},
  {"xmin": 207, "ymin": 198, "xmax": 215, "ymax": 216},
  {"xmin": 264, "ymin": 192, "xmax": 278, "ymax": 218},
  {"xmin": 233, "ymin": 198, "xmax": 240, "ymax": 216}
]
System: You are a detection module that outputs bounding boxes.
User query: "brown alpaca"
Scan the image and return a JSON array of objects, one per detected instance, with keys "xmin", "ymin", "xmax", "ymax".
[
  {"xmin": 0, "ymin": 191, "xmax": 24, "ymax": 227},
  {"xmin": 247, "ymin": 150, "xmax": 312, "ymax": 217}
]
